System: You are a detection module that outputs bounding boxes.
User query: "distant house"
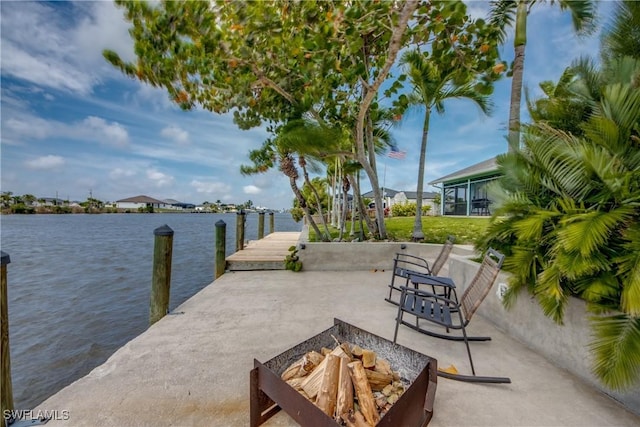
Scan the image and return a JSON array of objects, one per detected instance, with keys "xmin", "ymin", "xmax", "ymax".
[
  {"xmin": 162, "ymin": 199, "xmax": 196, "ymax": 210},
  {"xmin": 428, "ymin": 156, "xmax": 500, "ymax": 216},
  {"xmin": 361, "ymin": 189, "xmax": 439, "ymax": 216},
  {"xmin": 115, "ymin": 195, "xmax": 167, "ymax": 210},
  {"xmin": 36, "ymin": 197, "xmax": 67, "ymax": 207}
]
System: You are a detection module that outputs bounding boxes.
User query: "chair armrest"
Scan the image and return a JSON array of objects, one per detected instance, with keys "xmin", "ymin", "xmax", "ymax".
[
  {"xmin": 395, "ymin": 253, "xmax": 431, "ymax": 270},
  {"xmin": 399, "ymin": 286, "xmax": 459, "ymax": 307},
  {"xmin": 408, "ymin": 274, "xmax": 455, "ymax": 288}
]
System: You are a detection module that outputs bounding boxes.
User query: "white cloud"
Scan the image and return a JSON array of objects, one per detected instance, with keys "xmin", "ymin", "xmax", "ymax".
[
  {"xmin": 0, "ymin": 1, "xmax": 134, "ymax": 95},
  {"xmin": 82, "ymin": 116, "xmax": 130, "ymax": 147},
  {"xmin": 190, "ymin": 180, "xmax": 232, "ymax": 195},
  {"xmin": 109, "ymin": 168, "xmax": 136, "ymax": 180},
  {"xmin": 25, "ymin": 155, "xmax": 65, "ymax": 170},
  {"xmin": 147, "ymin": 169, "xmax": 174, "ymax": 187},
  {"xmin": 243, "ymin": 185, "xmax": 262, "ymax": 195},
  {"xmin": 160, "ymin": 125, "xmax": 190, "ymax": 145}
]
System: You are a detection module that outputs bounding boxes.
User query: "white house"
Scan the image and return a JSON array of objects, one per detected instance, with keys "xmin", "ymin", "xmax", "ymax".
[
  {"xmin": 115, "ymin": 195, "xmax": 168, "ymax": 210},
  {"xmin": 362, "ymin": 189, "xmax": 440, "ymax": 216}
]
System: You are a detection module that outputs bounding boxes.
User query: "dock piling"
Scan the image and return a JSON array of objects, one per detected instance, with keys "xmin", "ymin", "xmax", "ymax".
[
  {"xmin": 269, "ymin": 212, "xmax": 274, "ymax": 234},
  {"xmin": 215, "ymin": 220, "xmax": 226, "ymax": 279},
  {"xmin": 1, "ymin": 251, "xmax": 14, "ymax": 419},
  {"xmin": 258, "ymin": 212, "xmax": 265, "ymax": 240},
  {"xmin": 150, "ymin": 225, "xmax": 173, "ymax": 326},
  {"xmin": 236, "ymin": 211, "xmax": 246, "ymax": 252}
]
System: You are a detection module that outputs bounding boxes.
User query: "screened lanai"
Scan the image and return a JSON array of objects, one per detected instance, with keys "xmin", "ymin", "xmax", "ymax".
[{"xmin": 428, "ymin": 156, "xmax": 500, "ymax": 216}]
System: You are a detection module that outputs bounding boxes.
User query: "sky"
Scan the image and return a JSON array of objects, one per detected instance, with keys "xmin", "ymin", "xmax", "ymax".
[{"xmin": 0, "ymin": 1, "xmax": 612, "ymax": 210}]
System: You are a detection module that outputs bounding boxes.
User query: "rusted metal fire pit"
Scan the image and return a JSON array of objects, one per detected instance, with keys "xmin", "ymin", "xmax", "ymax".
[{"xmin": 250, "ymin": 318, "xmax": 437, "ymax": 426}]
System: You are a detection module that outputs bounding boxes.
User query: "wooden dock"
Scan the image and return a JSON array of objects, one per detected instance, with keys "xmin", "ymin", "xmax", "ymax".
[{"xmin": 225, "ymin": 231, "xmax": 301, "ymax": 271}]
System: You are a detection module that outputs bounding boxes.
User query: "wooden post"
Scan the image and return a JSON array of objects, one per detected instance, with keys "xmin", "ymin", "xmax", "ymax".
[
  {"xmin": 258, "ymin": 212, "xmax": 265, "ymax": 240},
  {"xmin": 1, "ymin": 251, "xmax": 14, "ymax": 417},
  {"xmin": 215, "ymin": 220, "xmax": 226, "ymax": 279},
  {"xmin": 236, "ymin": 211, "xmax": 246, "ymax": 252},
  {"xmin": 269, "ymin": 212, "xmax": 274, "ymax": 234},
  {"xmin": 150, "ymin": 225, "xmax": 173, "ymax": 326}
]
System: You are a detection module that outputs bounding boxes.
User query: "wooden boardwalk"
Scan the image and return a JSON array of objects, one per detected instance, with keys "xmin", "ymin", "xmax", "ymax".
[{"xmin": 225, "ymin": 231, "xmax": 301, "ymax": 271}]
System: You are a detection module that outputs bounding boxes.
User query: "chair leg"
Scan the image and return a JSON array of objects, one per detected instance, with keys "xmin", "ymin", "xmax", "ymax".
[
  {"xmin": 393, "ymin": 301, "xmax": 404, "ymax": 344},
  {"xmin": 460, "ymin": 323, "xmax": 476, "ymax": 376},
  {"xmin": 398, "ymin": 320, "xmax": 491, "ymax": 342}
]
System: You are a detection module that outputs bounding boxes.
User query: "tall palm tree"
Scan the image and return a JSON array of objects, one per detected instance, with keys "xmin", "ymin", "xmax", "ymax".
[
  {"xmin": 400, "ymin": 49, "xmax": 492, "ymax": 241},
  {"xmin": 489, "ymin": 0, "xmax": 596, "ymax": 152}
]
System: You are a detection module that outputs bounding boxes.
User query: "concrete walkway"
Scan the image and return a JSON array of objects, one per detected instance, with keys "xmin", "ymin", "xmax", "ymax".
[{"xmin": 36, "ymin": 270, "xmax": 639, "ymax": 426}]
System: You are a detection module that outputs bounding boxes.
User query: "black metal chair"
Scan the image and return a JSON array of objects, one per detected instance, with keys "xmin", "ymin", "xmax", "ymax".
[
  {"xmin": 393, "ymin": 248, "xmax": 510, "ymax": 384},
  {"xmin": 385, "ymin": 236, "xmax": 455, "ymax": 306}
]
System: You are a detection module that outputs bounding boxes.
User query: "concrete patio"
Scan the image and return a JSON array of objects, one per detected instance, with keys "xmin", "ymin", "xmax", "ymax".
[{"xmin": 35, "ymin": 268, "xmax": 639, "ymax": 426}]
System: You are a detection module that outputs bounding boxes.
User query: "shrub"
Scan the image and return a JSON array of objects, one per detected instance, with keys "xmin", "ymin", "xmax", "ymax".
[{"xmin": 391, "ymin": 202, "xmax": 430, "ymax": 217}]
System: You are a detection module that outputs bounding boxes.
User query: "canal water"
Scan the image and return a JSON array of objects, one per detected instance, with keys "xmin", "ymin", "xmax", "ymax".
[{"xmin": 0, "ymin": 212, "xmax": 301, "ymax": 408}]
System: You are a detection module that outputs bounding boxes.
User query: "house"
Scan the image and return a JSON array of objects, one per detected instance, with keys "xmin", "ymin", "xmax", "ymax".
[
  {"xmin": 361, "ymin": 189, "xmax": 440, "ymax": 216},
  {"xmin": 428, "ymin": 156, "xmax": 500, "ymax": 216},
  {"xmin": 162, "ymin": 199, "xmax": 195, "ymax": 210},
  {"xmin": 115, "ymin": 195, "xmax": 168, "ymax": 211}
]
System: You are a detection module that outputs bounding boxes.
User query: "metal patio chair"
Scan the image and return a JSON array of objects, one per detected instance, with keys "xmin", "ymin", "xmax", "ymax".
[
  {"xmin": 385, "ymin": 235, "xmax": 455, "ymax": 306},
  {"xmin": 393, "ymin": 248, "xmax": 511, "ymax": 384}
]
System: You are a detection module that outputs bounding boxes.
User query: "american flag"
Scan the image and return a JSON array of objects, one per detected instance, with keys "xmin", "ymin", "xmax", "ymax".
[{"xmin": 388, "ymin": 147, "xmax": 406, "ymax": 160}]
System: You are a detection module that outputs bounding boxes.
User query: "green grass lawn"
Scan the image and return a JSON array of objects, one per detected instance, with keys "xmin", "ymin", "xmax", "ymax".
[{"xmin": 309, "ymin": 216, "xmax": 490, "ymax": 245}]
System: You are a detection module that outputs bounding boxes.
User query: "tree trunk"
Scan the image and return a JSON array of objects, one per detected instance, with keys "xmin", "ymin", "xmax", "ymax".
[
  {"xmin": 412, "ymin": 110, "xmax": 431, "ymax": 241},
  {"xmin": 289, "ymin": 177, "xmax": 323, "ymax": 238},
  {"xmin": 338, "ymin": 176, "xmax": 350, "ymax": 241},
  {"xmin": 352, "ymin": 171, "xmax": 374, "ymax": 240},
  {"xmin": 300, "ymin": 157, "xmax": 331, "ymax": 241},
  {"xmin": 353, "ymin": 0, "xmax": 418, "ymax": 240},
  {"xmin": 508, "ymin": 1, "xmax": 528, "ymax": 152}
]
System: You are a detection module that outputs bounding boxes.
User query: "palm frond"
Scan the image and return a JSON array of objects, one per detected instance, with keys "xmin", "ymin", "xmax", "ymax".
[
  {"xmin": 557, "ymin": 208, "xmax": 632, "ymax": 257},
  {"xmin": 590, "ymin": 314, "xmax": 640, "ymax": 390},
  {"xmin": 558, "ymin": 0, "xmax": 597, "ymax": 36},
  {"xmin": 536, "ymin": 264, "xmax": 569, "ymax": 323},
  {"xmin": 616, "ymin": 223, "xmax": 640, "ymax": 316},
  {"xmin": 601, "ymin": 0, "xmax": 640, "ymax": 61},
  {"xmin": 488, "ymin": 0, "xmax": 517, "ymax": 44}
]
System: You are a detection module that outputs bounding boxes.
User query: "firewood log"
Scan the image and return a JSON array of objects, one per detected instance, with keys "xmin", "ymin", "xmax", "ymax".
[
  {"xmin": 316, "ymin": 354, "xmax": 341, "ymax": 416},
  {"xmin": 281, "ymin": 351, "xmax": 325, "ymax": 381},
  {"xmin": 335, "ymin": 356, "xmax": 354, "ymax": 421},
  {"xmin": 364, "ymin": 368, "xmax": 393, "ymax": 391},
  {"xmin": 340, "ymin": 342, "xmax": 354, "ymax": 360},
  {"xmin": 341, "ymin": 410, "xmax": 370, "ymax": 427},
  {"xmin": 351, "ymin": 345, "xmax": 363, "ymax": 359},
  {"xmin": 374, "ymin": 358, "xmax": 392, "ymax": 376},
  {"xmin": 285, "ymin": 377, "xmax": 306, "ymax": 391},
  {"xmin": 347, "ymin": 361, "xmax": 380, "ymax": 426},
  {"xmin": 361, "ymin": 349, "xmax": 376, "ymax": 369},
  {"xmin": 321, "ymin": 347, "xmax": 332, "ymax": 356},
  {"xmin": 302, "ymin": 346, "xmax": 348, "ymax": 398}
]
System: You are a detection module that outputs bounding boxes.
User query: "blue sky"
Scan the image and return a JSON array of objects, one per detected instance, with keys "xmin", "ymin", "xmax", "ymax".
[{"xmin": 1, "ymin": 1, "xmax": 611, "ymax": 210}]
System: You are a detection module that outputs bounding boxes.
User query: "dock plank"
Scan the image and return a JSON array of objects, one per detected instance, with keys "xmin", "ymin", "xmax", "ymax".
[{"xmin": 226, "ymin": 231, "xmax": 301, "ymax": 271}]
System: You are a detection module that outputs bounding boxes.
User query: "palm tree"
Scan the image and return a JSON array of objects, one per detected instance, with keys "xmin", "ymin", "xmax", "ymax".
[
  {"xmin": 489, "ymin": 0, "xmax": 596, "ymax": 152},
  {"xmin": 400, "ymin": 49, "xmax": 492, "ymax": 241},
  {"xmin": 478, "ymin": 20, "xmax": 640, "ymax": 388}
]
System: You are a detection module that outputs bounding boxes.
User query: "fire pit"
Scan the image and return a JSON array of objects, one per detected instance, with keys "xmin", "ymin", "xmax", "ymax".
[{"xmin": 250, "ymin": 318, "xmax": 437, "ymax": 426}]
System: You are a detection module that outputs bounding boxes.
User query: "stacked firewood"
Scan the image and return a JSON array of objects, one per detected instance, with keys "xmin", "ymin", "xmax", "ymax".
[{"xmin": 281, "ymin": 339, "xmax": 407, "ymax": 426}]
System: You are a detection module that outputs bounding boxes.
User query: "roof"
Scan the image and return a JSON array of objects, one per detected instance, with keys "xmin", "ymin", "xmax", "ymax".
[
  {"xmin": 362, "ymin": 189, "xmax": 438, "ymax": 200},
  {"xmin": 163, "ymin": 199, "xmax": 183, "ymax": 205},
  {"xmin": 400, "ymin": 191, "xmax": 438, "ymax": 200},
  {"xmin": 361, "ymin": 188, "xmax": 400, "ymax": 198},
  {"xmin": 428, "ymin": 156, "xmax": 499, "ymax": 185},
  {"xmin": 116, "ymin": 195, "xmax": 165, "ymax": 204}
]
